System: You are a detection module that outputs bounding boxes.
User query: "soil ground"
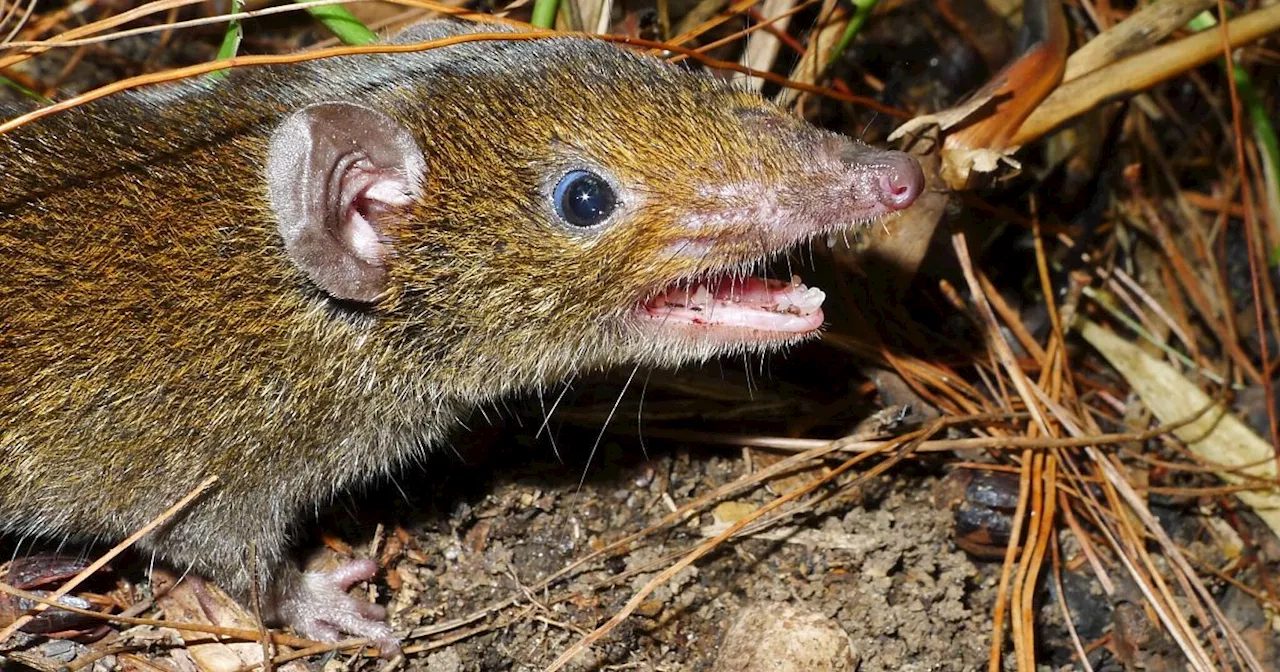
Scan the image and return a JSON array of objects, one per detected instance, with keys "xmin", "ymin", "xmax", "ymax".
[{"xmin": 340, "ymin": 420, "xmax": 1001, "ymax": 671}]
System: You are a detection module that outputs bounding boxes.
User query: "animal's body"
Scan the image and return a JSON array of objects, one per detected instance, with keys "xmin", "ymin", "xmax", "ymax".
[{"xmin": 0, "ymin": 20, "xmax": 922, "ymax": 648}]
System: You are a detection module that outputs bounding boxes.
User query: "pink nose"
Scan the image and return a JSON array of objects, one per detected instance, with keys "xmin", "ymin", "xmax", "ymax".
[{"xmin": 874, "ymin": 151, "xmax": 925, "ymax": 211}]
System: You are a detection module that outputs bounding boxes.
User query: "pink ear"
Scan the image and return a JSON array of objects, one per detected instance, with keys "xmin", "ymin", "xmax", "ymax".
[{"xmin": 267, "ymin": 102, "xmax": 426, "ymax": 302}]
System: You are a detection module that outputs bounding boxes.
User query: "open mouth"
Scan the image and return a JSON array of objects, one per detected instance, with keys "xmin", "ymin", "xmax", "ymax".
[
  {"xmin": 628, "ymin": 142, "xmax": 923, "ymax": 342},
  {"xmin": 638, "ymin": 274, "xmax": 827, "ymax": 339}
]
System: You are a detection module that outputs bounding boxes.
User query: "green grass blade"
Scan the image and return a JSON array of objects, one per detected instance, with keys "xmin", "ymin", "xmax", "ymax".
[
  {"xmin": 0, "ymin": 75, "xmax": 54, "ymax": 105},
  {"xmin": 531, "ymin": 0, "xmax": 561, "ymax": 28},
  {"xmin": 297, "ymin": 1, "xmax": 377, "ymax": 45},
  {"xmin": 209, "ymin": 0, "xmax": 245, "ymax": 80},
  {"xmin": 828, "ymin": 0, "xmax": 879, "ymax": 66}
]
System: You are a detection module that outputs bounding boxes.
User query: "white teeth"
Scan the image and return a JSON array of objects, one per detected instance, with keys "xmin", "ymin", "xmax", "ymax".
[
  {"xmin": 826, "ymin": 234, "xmax": 838, "ymax": 248},
  {"xmin": 800, "ymin": 286, "xmax": 825, "ymax": 309},
  {"xmin": 667, "ymin": 285, "xmax": 714, "ymax": 311},
  {"xmin": 776, "ymin": 286, "xmax": 826, "ymax": 314},
  {"xmin": 690, "ymin": 285, "xmax": 713, "ymax": 309},
  {"xmin": 648, "ymin": 277, "xmax": 826, "ymax": 321}
]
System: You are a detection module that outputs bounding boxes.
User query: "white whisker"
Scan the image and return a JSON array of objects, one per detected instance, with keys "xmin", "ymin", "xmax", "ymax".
[{"xmin": 578, "ymin": 364, "xmax": 641, "ymax": 491}]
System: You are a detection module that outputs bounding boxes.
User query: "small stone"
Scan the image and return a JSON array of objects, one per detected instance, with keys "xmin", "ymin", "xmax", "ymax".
[
  {"xmin": 712, "ymin": 601, "xmax": 858, "ymax": 672},
  {"xmin": 426, "ymin": 648, "xmax": 462, "ymax": 672},
  {"xmin": 635, "ymin": 599, "xmax": 665, "ymax": 618},
  {"xmin": 39, "ymin": 638, "xmax": 77, "ymax": 663}
]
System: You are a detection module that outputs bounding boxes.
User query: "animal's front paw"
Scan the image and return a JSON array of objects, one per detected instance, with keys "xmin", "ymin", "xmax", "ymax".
[{"xmin": 277, "ymin": 559, "xmax": 398, "ymax": 655}]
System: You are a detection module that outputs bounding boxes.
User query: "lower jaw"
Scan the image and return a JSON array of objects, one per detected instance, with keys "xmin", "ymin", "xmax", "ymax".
[{"xmin": 631, "ymin": 309, "xmax": 827, "ymax": 346}]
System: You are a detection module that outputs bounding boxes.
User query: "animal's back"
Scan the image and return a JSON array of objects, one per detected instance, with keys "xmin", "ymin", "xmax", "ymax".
[
  {"xmin": 0, "ymin": 23, "xmax": 532, "ymax": 554},
  {"xmin": 2, "ymin": 82, "xmax": 279, "ymax": 541},
  {"xmin": 0, "ymin": 65, "xmax": 391, "ymax": 549}
]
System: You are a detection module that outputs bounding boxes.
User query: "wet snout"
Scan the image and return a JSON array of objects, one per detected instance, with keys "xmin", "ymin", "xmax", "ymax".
[
  {"xmin": 856, "ymin": 148, "xmax": 924, "ymax": 212},
  {"xmin": 833, "ymin": 141, "xmax": 925, "ymax": 213}
]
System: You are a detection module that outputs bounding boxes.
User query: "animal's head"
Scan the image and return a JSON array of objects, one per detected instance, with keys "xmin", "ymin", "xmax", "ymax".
[{"xmin": 265, "ymin": 22, "xmax": 923, "ymax": 396}]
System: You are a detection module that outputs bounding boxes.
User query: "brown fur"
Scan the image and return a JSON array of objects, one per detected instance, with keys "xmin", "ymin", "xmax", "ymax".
[{"xmin": 0, "ymin": 21, "xmax": 916, "ymax": 627}]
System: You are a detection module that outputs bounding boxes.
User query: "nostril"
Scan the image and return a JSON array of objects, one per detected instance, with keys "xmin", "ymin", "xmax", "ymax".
[
  {"xmin": 878, "ymin": 153, "xmax": 924, "ymax": 210},
  {"xmin": 882, "ymin": 176, "xmax": 907, "ymax": 199}
]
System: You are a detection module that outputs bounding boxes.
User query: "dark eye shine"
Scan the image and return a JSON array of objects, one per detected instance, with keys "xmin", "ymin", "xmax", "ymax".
[{"xmin": 553, "ymin": 170, "xmax": 617, "ymax": 228}]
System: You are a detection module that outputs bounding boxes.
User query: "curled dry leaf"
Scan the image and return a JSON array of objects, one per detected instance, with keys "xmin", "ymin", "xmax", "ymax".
[
  {"xmin": 886, "ymin": 0, "xmax": 1266, "ymax": 190},
  {"xmin": 887, "ymin": 0, "xmax": 1063, "ymax": 190}
]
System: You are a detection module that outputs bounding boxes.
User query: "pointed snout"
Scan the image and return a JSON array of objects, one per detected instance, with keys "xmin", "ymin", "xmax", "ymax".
[{"xmin": 841, "ymin": 146, "xmax": 924, "ymax": 212}]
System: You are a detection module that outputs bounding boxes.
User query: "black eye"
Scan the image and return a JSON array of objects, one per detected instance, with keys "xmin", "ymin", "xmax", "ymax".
[{"xmin": 553, "ymin": 170, "xmax": 617, "ymax": 228}]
